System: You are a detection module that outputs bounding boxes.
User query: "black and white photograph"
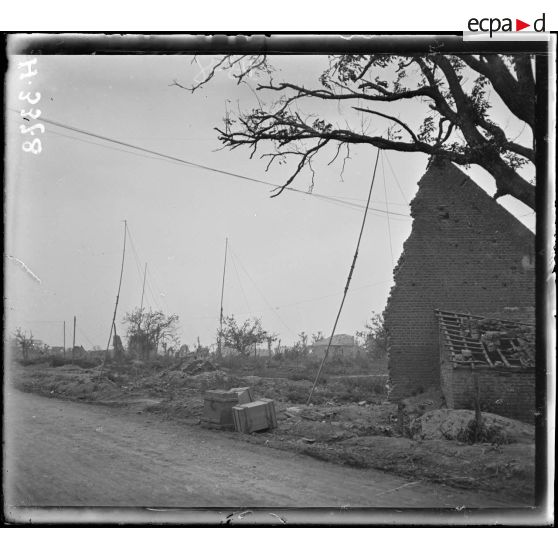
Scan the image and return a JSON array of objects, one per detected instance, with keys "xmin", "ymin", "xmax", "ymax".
[{"xmin": 2, "ymin": 32, "xmax": 554, "ymax": 526}]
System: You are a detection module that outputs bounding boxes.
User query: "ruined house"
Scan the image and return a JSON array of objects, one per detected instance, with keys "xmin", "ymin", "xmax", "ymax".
[
  {"xmin": 437, "ymin": 309, "xmax": 535, "ymax": 422},
  {"xmin": 384, "ymin": 158, "xmax": 535, "ymax": 410},
  {"xmin": 309, "ymin": 334, "xmax": 359, "ymax": 360}
]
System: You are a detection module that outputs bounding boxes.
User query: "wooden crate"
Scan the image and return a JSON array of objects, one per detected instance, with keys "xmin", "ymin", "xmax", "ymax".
[
  {"xmin": 202, "ymin": 390, "xmax": 240, "ymax": 428},
  {"xmin": 202, "ymin": 387, "xmax": 254, "ymax": 428},
  {"xmin": 229, "ymin": 386, "xmax": 253, "ymax": 405},
  {"xmin": 232, "ymin": 399, "xmax": 277, "ymax": 434}
]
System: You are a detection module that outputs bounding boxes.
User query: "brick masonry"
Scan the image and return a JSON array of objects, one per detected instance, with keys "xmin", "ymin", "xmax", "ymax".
[
  {"xmin": 384, "ymin": 158, "xmax": 535, "ymax": 401},
  {"xmin": 439, "ymin": 333, "xmax": 535, "ymax": 423}
]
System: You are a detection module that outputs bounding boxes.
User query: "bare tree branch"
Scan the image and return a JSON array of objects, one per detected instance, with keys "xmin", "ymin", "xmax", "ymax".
[
  {"xmin": 181, "ymin": 53, "xmax": 536, "ymax": 209},
  {"xmin": 352, "ymin": 106, "xmax": 419, "ymax": 143}
]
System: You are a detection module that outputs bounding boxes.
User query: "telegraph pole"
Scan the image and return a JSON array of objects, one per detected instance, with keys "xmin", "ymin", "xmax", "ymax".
[
  {"xmin": 140, "ymin": 262, "xmax": 147, "ymax": 313},
  {"xmin": 103, "ymin": 220, "xmax": 127, "ymax": 368},
  {"xmin": 217, "ymin": 237, "xmax": 228, "ymax": 358},
  {"xmin": 72, "ymin": 315, "xmax": 76, "ymax": 363},
  {"xmin": 63, "ymin": 321, "xmax": 66, "ymax": 358}
]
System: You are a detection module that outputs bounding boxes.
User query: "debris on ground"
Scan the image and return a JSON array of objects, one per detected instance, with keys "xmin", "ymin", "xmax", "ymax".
[
  {"xmin": 410, "ymin": 409, "xmax": 535, "ymax": 444},
  {"xmin": 183, "ymin": 359, "xmax": 217, "ymax": 375},
  {"xmin": 397, "ymin": 387, "xmax": 446, "ymax": 436},
  {"xmin": 55, "ymin": 364, "xmax": 85, "ymax": 371},
  {"xmin": 10, "ymin": 362, "xmax": 535, "ymax": 502}
]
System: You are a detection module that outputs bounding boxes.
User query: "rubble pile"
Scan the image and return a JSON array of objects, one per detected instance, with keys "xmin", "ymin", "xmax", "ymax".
[{"xmin": 410, "ymin": 409, "xmax": 535, "ymax": 444}]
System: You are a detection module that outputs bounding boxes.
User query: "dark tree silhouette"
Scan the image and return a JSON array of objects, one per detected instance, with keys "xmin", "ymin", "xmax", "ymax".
[
  {"xmin": 176, "ymin": 54, "xmax": 536, "ymax": 209},
  {"xmin": 13, "ymin": 328, "xmax": 34, "ymax": 360},
  {"xmin": 123, "ymin": 308, "xmax": 180, "ymax": 359},
  {"xmin": 220, "ymin": 315, "xmax": 267, "ymax": 356}
]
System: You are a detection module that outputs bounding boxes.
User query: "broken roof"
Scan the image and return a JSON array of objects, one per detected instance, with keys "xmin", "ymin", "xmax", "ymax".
[{"xmin": 435, "ymin": 309, "xmax": 535, "ymax": 369}]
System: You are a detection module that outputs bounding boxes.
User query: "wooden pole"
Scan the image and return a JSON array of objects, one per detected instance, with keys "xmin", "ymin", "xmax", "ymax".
[
  {"xmin": 72, "ymin": 315, "xmax": 76, "ymax": 363},
  {"xmin": 217, "ymin": 237, "xmax": 228, "ymax": 358},
  {"xmin": 307, "ymin": 148, "xmax": 381, "ymax": 405},
  {"xmin": 63, "ymin": 321, "xmax": 66, "ymax": 358},
  {"xmin": 103, "ymin": 220, "xmax": 127, "ymax": 367},
  {"xmin": 140, "ymin": 262, "xmax": 147, "ymax": 313}
]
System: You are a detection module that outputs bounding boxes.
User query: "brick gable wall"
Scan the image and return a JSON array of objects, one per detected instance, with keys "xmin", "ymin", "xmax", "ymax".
[{"xmin": 384, "ymin": 158, "xmax": 535, "ymax": 400}]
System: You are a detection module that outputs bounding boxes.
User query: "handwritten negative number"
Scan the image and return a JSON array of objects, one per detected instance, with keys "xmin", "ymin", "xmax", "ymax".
[
  {"xmin": 22, "ymin": 138, "xmax": 42, "ymax": 154},
  {"xmin": 18, "ymin": 58, "xmax": 38, "ymax": 80},
  {"xmin": 19, "ymin": 91, "xmax": 41, "ymax": 105},
  {"xmin": 19, "ymin": 123, "xmax": 45, "ymax": 136},
  {"xmin": 21, "ymin": 108, "xmax": 42, "ymax": 120}
]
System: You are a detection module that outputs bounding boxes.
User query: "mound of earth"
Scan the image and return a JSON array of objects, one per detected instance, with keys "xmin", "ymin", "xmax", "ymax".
[
  {"xmin": 182, "ymin": 359, "xmax": 217, "ymax": 374},
  {"xmin": 399, "ymin": 388, "xmax": 445, "ymax": 415},
  {"xmin": 410, "ymin": 409, "xmax": 534, "ymax": 444},
  {"xmin": 181, "ymin": 370, "xmax": 230, "ymax": 389}
]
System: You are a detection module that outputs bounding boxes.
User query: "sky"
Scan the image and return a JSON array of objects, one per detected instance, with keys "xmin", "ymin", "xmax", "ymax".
[{"xmin": 4, "ymin": 52, "xmax": 536, "ymax": 350}]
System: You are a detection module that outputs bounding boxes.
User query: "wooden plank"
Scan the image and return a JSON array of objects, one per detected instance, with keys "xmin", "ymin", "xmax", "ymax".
[
  {"xmin": 479, "ymin": 342, "xmax": 494, "ymax": 367},
  {"xmin": 451, "ymin": 359, "xmax": 490, "ymax": 366},
  {"xmin": 496, "ymin": 348, "xmax": 511, "ymax": 368},
  {"xmin": 435, "ymin": 308, "xmax": 534, "ymax": 327},
  {"xmin": 440, "ymin": 323, "xmax": 456, "ymax": 359},
  {"xmin": 444, "ymin": 339, "xmax": 483, "ymax": 347}
]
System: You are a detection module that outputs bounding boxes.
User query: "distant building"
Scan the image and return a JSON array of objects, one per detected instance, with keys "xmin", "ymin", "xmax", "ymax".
[
  {"xmin": 220, "ymin": 346, "xmax": 239, "ymax": 357},
  {"xmin": 28, "ymin": 339, "xmax": 48, "ymax": 357},
  {"xmin": 178, "ymin": 344, "xmax": 190, "ymax": 358},
  {"xmin": 309, "ymin": 334, "xmax": 359, "ymax": 360}
]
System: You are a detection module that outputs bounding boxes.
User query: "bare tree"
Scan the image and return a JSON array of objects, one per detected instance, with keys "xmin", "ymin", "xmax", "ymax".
[
  {"xmin": 311, "ymin": 331, "xmax": 324, "ymax": 344},
  {"xmin": 177, "ymin": 53, "xmax": 536, "ymax": 209},
  {"xmin": 123, "ymin": 308, "xmax": 180, "ymax": 359},
  {"xmin": 297, "ymin": 331, "xmax": 309, "ymax": 355},
  {"xmin": 265, "ymin": 332, "xmax": 278, "ymax": 357},
  {"xmin": 14, "ymin": 328, "xmax": 34, "ymax": 360}
]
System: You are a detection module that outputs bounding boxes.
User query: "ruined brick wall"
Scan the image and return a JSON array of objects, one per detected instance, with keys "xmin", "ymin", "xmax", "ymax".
[
  {"xmin": 385, "ymin": 158, "xmax": 535, "ymax": 400},
  {"xmin": 444, "ymin": 365, "xmax": 535, "ymax": 423}
]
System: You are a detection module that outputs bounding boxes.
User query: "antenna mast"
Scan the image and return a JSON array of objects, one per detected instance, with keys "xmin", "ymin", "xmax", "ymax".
[
  {"xmin": 102, "ymin": 220, "xmax": 127, "ymax": 367},
  {"xmin": 217, "ymin": 237, "xmax": 228, "ymax": 358},
  {"xmin": 140, "ymin": 262, "xmax": 147, "ymax": 313}
]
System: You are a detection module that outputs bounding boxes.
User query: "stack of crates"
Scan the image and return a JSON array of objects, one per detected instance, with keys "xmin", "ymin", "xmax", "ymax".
[
  {"xmin": 232, "ymin": 398, "xmax": 277, "ymax": 434},
  {"xmin": 202, "ymin": 387, "xmax": 253, "ymax": 429}
]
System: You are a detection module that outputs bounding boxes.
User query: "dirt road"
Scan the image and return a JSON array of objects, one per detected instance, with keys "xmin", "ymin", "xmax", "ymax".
[{"xmin": 4, "ymin": 389, "xmax": 515, "ymax": 515}]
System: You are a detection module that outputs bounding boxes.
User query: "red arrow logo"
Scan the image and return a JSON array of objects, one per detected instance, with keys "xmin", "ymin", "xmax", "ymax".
[{"xmin": 516, "ymin": 19, "xmax": 530, "ymax": 31}]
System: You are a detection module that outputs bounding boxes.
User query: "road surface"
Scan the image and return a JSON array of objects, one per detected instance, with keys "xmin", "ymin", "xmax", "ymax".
[{"xmin": 4, "ymin": 389, "xmax": 515, "ymax": 518}]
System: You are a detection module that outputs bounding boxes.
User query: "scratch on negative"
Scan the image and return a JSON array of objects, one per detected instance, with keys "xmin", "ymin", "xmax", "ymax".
[
  {"xmin": 7, "ymin": 255, "xmax": 42, "ymax": 284},
  {"xmin": 373, "ymin": 481, "xmax": 421, "ymax": 498}
]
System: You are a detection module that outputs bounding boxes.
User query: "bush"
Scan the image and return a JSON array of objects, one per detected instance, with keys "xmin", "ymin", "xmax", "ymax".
[
  {"xmin": 285, "ymin": 384, "xmax": 309, "ymax": 403},
  {"xmin": 290, "ymin": 368, "xmax": 315, "ymax": 382},
  {"xmin": 20, "ymin": 355, "xmax": 51, "ymax": 366},
  {"xmin": 330, "ymin": 375, "xmax": 388, "ymax": 403}
]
